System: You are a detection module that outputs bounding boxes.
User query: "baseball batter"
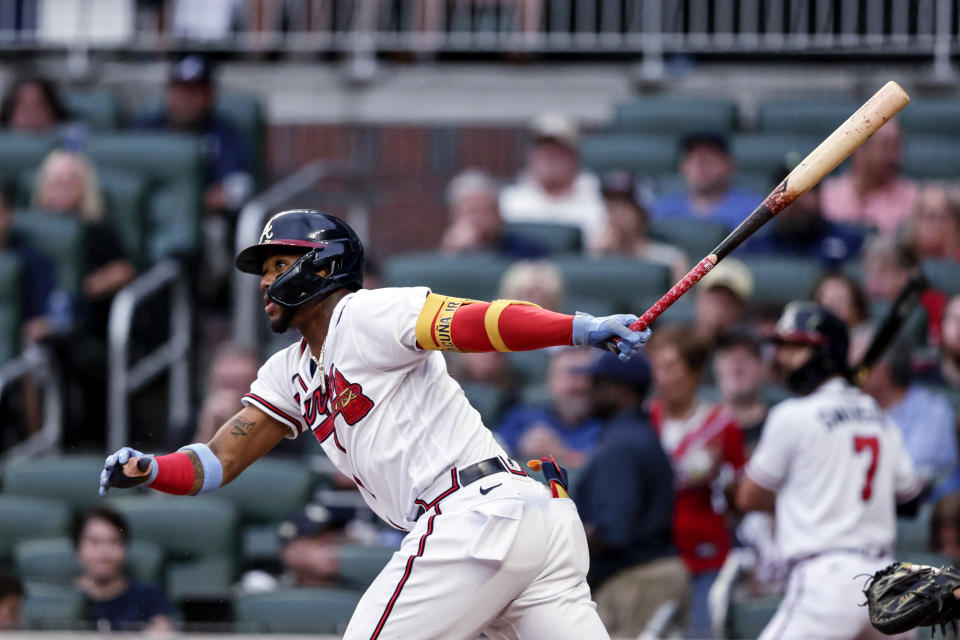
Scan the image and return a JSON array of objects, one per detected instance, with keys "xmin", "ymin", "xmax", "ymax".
[
  {"xmin": 99, "ymin": 210, "xmax": 651, "ymax": 639},
  {"xmin": 736, "ymin": 302, "xmax": 924, "ymax": 640}
]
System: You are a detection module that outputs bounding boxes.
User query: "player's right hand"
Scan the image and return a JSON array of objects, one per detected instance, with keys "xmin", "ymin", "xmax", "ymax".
[
  {"xmin": 99, "ymin": 447, "xmax": 156, "ymax": 497},
  {"xmin": 571, "ymin": 312, "xmax": 652, "ymax": 361}
]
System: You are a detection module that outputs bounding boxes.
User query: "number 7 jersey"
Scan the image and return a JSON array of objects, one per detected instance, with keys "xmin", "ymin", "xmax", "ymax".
[{"xmin": 745, "ymin": 378, "xmax": 923, "ymax": 561}]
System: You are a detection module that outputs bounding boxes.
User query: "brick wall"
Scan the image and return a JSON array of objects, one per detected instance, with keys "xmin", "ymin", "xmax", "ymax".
[{"xmin": 267, "ymin": 123, "xmax": 526, "ymax": 258}]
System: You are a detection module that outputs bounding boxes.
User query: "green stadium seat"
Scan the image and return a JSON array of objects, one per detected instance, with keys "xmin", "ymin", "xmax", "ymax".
[
  {"xmin": 653, "ymin": 295, "xmax": 695, "ymax": 327},
  {"xmin": 896, "ymin": 502, "xmax": 934, "ymax": 557},
  {"xmin": 580, "ymin": 133, "xmax": 678, "ymax": 175},
  {"xmin": 241, "ymin": 524, "xmax": 279, "ymax": 564},
  {"xmin": 235, "ymin": 587, "xmax": 364, "ymax": 634},
  {"xmin": 0, "ymin": 133, "xmax": 57, "ymax": 189},
  {"xmin": 14, "ymin": 537, "xmax": 163, "ymax": 585},
  {"xmin": 0, "ymin": 495, "xmax": 71, "ymax": 562},
  {"xmin": 166, "ymin": 556, "xmax": 235, "ymax": 601},
  {"xmin": 741, "ymin": 256, "xmax": 824, "ymax": 308},
  {"xmin": 899, "ymin": 99, "xmax": 960, "ymax": 137},
  {"xmin": 12, "ymin": 210, "xmax": 85, "ymax": 293},
  {"xmin": 338, "ymin": 545, "xmax": 397, "ymax": 588},
  {"xmin": 726, "ymin": 592, "xmax": 783, "ymax": 639},
  {"xmin": 215, "ymin": 457, "xmax": 313, "ymax": 525},
  {"xmin": 384, "ymin": 252, "xmax": 511, "ymax": 301},
  {"xmin": 2, "ymin": 454, "xmax": 104, "ymax": 512},
  {"xmin": 614, "ymin": 96, "xmax": 738, "ymax": 135},
  {"xmin": 462, "ymin": 382, "xmax": 505, "ymax": 427},
  {"xmin": 756, "ymin": 98, "xmax": 864, "ymax": 134},
  {"xmin": 731, "ymin": 133, "xmax": 821, "ymax": 177},
  {"xmin": 519, "ymin": 383, "xmax": 550, "ymax": 406},
  {"xmin": 63, "ymin": 89, "xmax": 121, "ymax": 130},
  {"xmin": 505, "ymin": 350, "xmax": 551, "ymax": 388},
  {"xmin": 904, "ymin": 137, "xmax": 960, "ymax": 180},
  {"xmin": 0, "ymin": 251, "xmax": 22, "ymax": 363},
  {"xmin": 648, "ymin": 217, "xmax": 730, "ymax": 260},
  {"xmin": 555, "ymin": 257, "xmax": 672, "ymax": 310},
  {"xmin": 217, "ymin": 94, "xmax": 267, "ymax": 188},
  {"xmin": 21, "ymin": 582, "xmax": 85, "ymax": 630},
  {"xmin": 107, "ymin": 495, "xmax": 238, "ymax": 561},
  {"xmin": 504, "ymin": 222, "xmax": 582, "ymax": 254},
  {"xmin": 653, "ymin": 172, "xmax": 771, "ymax": 201},
  {"xmin": 562, "ymin": 295, "xmax": 616, "ymax": 317}
]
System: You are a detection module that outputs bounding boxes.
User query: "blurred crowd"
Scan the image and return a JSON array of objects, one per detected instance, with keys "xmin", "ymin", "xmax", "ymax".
[{"xmin": 1, "ymin": 52, "xmax": 960, "ymax": 636}]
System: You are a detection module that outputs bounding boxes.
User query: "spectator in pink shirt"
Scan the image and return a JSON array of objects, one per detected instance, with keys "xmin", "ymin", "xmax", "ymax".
[{"xmin": 820, "ymin": 119, "xmax": 917, "ymax": 234}]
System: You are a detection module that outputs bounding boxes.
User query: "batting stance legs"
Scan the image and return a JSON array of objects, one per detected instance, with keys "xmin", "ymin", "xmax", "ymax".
[{"xmin": 344, "ymin": 476, "xmax": 610, "ymax": 640}]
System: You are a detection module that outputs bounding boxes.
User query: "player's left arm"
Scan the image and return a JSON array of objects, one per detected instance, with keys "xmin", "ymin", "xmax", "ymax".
[
  {"xmin": 735, "ymin": 475, "xmax": 777, "ymax": 512},
  {"xmin": 415, "ymin": 293, "xmax": 651, "ymax": 360}
]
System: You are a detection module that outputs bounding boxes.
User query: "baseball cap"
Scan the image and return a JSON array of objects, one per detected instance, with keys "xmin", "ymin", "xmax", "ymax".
[
  {"xmin": 277, "ymin": 504, "xmax": 346, "ymax": 545},
  {"xmin": 169, "ymin": 54, "xmax": 213, "ymax": 85},
  {"xmin": 700, "ymin": 258, "xmax": 753, "ymax": 301},
  {"xmin": 587, "ymin": 351, "xmax": 651, "ymax": 396},
  {"xmin": 600, "ymin": 170, "xmax": 637, "ymax": 200},
  {"xmin": 528, "ymin": 113, "xmax": 579, "ymax": 149},
  {"xmin": 679, "ymin": 131, "xmax": 730, "ymax": 157}
]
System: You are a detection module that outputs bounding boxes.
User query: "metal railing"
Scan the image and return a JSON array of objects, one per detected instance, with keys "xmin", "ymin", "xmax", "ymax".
[
  {"xmin": 107, "ymin": 258, "xmax": 192, "ymax": 452},
  {"xmin": 0, "ymin": 345, "xmax": 63, "ymax": 468},
  {"xmin": 0, "ymin": 1, "xmax": 956, "ymax": 75}
]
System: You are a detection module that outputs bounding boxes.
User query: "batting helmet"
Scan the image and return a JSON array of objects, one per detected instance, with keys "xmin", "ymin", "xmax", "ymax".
[
  {"xmin": 771, "ymin": 301, "xmax": 850, "ymax": 395},
  {"xmin": 235, "ymin": 210, "xmax": 364, "ymax": 309}
]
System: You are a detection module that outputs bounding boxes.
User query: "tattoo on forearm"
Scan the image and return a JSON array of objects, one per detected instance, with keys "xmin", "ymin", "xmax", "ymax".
[
  {"xmin": 230, "ymin": 415, "xmax": 255, "ymax": 438},
  {"xmin": 186, "ymin": 450, "xmax": 203, "ymax": 495}
]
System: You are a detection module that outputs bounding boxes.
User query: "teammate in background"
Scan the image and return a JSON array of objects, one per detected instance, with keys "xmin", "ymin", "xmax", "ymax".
[
  {"xmin": 100, "ymin": 209, "xmax": 651, "ymax": 639},
  {"xmin": 646, "ymin": 325, "xmax": 746, "ymax": 639},
  {"xmin": 736, "ymin": 302, "xmax": 924, "ymax": 640},
  {"xmin": 821, "ymin": 118, "xmax": 916, "ymax": 235},
  {"xmin": 499, "ymin": 112, "xmax": 607, "ymax": 246},
  {"xmin": 651, "ymin": 131, "xmax": 762, "ymax": 230}
]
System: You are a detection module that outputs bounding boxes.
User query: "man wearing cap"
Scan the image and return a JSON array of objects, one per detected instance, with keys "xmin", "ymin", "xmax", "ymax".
[
  {"xmin": 500, "ymin": 112, "xmax": 607, "ymax": 245},
  {"xmin": 652, "ymin": 132, "xmax": 761, "ymax": 230},
  {"xmin": 574, "ymin": 351, "xmax": 688, "ymax": 637},
  {"xmin": 693, "ymin": 257, "xmax": 754, "ymax": 346}
]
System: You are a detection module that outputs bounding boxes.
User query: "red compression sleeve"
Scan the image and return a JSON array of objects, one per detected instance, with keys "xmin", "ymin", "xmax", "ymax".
[
  {"xmin": 148, "ymin": 452, "xmax": 196, "ymax": 495},
  {"xmin": 450, "ymin": 302, "xmax": 574, "ymax": 352}
]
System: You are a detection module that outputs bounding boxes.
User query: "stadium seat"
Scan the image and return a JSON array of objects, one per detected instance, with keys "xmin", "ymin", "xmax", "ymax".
[
  {"xmin": 21, "ymin": 582, "xmax": 85, "ymax": 630},
  {"xmin": 613, "ymin": 96, "xmax": 739, "ymax": 135},
  {"xmin": 731, "ymin": 133, "xmax": 821, "ymax": 177},
  {"xmin": 580, "ymin": 133, "xmax": 678, "ymax": 176},
  {"xmin": 107, "ymin": 495, "xmax": 238, "ymax": 561},
  {"xmin": 506, "ymin": 349, "xmax": 551, "ymax": 386},
  {"xmin": 895, "ymin": 502, "xmax": 934, "ymax": 557},
  {"xmin": 562, "ymin": 295, "xmax": 616, "ymax": 317},
  {"xmin": 384, "ymin": 252, "xmax": 511, "ymax": 301},
  {"xmin": 2, "ymin": 454, "xmax": 105, "ymax": 512},
  {"xmin": 63, "ymin": 89, "xmax": 121, "ymax": 130},
  {"xmin": 726, "ymin": 592, "xmax": 783, "ymax": 639},
  {"xmin": 85, "ymin": 133, "xmax": 205, "ymax": 262},
  {"xmin": 14, "ymin": 537, "xmax": 163, "ymax": 585},
  {"xmin": 0, "ymin": 252, "xmax": 22, "ymax": 363},
  {"xmin": 756, "ymin": 98, "xmax": 864, "ymax": 134},
  {"xmin": 648, "ymin": 217, "xmax": 730, "ymax": 260},
  {"xmin": 338, "ymin": 545, "xmax": 397, "ymax": 588},
  {"xmin": 0, "ymin": 133, "xmax": 57, "ymax": 186},
  {"xmin": 503, "ymin": 222, "xmax": 582, "ymax": 254},
  {"xmin": 0, "ymin": 495, "xmax": 71, "ymax": 562},
  {"xmin": 217, "ymin": 94, "xmax": 267, "ymax": 189},
  {"xmin": 555, "ymin": 257, "xmax": 672, "ymax": 310},
  {"xmin": 741, "ymin": 256, "xmax": 824, "ymax": 308},
  {"xmin": 903, "ymin": 136, "xmax": 960, "ymax": 180},
  {"xmin": 215, "ymin": 457, "xmax": 313, "ymax": 524},
  {"xmin": 235, "ymin": 587, "xmax": 364, "ymax": 634},
  {"xmin": 899, "ymin": 99, "xmax": 960, "ymax": 137},
  {"xmin": 461, "ymin": 382, "xmax": 505, "ymax": 427},
  {"xmin": 12, "ymin": 210, "xmax": 86, "ymax": 293},
  {"xmin": 166, "ymin": 556, "xmax": 235, "ymax": 601}
]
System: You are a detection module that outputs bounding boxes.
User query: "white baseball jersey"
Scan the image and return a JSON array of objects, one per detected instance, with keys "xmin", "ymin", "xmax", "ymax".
[
  {"xmin": 746, "ymin": 377, "xmax": 923, "ymax": 561},
  {"xmin": 242, "ymin": 286, "xmax": 510, "ymax": 531}
]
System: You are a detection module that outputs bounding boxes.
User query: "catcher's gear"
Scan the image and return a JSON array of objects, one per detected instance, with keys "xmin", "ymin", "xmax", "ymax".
[
  {"xmin": 864, "ymin": 561, "xmax": 960, "ymax": 635},
  {"xmin": 235, "ymin": 209, "xmax": 364, "ymax": 309},
  {"xmin": 771, "ymin": 301, "xmax": 850, "ymax": 395},
  {"xmin": 572, "ymin": 312, "xmax": 652, "ymax": 361},
  {"xmin": 99, "ymin": 447, "xmax": 155, "ymax": 497}
]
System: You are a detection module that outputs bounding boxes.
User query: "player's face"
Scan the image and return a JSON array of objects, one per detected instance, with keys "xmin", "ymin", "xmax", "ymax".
[
  {"xmin": 260, "ymin": 253, "xmax": 303, "ymax": 332},
  {"xmin": 773, "ymin": 342, "xmax": 815, "ymax": 379},
  {"xmin": 76, "ymin": 518, "xmax": 126, "ymax": 581}
]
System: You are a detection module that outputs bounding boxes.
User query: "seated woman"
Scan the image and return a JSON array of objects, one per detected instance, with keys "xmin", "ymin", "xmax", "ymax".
[{"xmin": 0, "ymin": 75, "xmax": 69, "ymax": 133}]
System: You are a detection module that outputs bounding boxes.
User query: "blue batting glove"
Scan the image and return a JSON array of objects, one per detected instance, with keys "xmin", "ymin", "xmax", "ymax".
[
  {"xmin": 571, "ymin": 312, "xmax": 652, "ymax": 361},
  {"xmin": 100, "ymin": 446, "xmax": 156, "ymax": 497}
]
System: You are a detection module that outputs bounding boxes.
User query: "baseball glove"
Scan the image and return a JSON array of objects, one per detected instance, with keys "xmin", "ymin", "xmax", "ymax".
[{"xmin": 864, "ymin": 562, "xmax": 960, "ymax": 635}]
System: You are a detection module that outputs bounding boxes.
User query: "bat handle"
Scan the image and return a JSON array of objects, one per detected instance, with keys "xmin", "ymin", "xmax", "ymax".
[{"xmin": 605, "ymin": 255, "xmax": 718, "ymax": 354}]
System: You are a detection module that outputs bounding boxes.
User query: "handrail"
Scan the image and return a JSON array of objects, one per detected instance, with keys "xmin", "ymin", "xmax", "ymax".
[
  {"xmin": 0, "ymin": 345, "xmax": 63, "ymax": 469},
  {"xmin": 107, "ymin": 258, "xmax": 191, "ymax": 452},
  {"xmin": 232, "ymin": 160, "xmax": 340, "ymax": 347}
]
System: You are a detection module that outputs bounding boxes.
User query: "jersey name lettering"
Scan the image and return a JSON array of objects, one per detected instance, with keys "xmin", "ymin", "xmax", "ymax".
[{"xmin": 818, "ymin": 404, "xmax": 886, "ymax": 430}]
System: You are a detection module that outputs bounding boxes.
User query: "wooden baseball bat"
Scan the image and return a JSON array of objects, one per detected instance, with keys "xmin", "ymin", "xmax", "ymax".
[
  {"xmin": 628, "ymin": 81, "xmax": 910, "ymax": 333},
  {"xmin": 850, "ymin": 270, "xmax": 927, "ymax": 386}
]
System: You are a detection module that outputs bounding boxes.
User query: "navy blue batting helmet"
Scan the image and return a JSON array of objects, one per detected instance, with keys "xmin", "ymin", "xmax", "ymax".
[
  {"xmin": 771, "ymin": 301, "xmax": 849, "ymax": 395},
  {"xmin": 235, "ymin": 210, "xmax": 364, "ymax": 308}
]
